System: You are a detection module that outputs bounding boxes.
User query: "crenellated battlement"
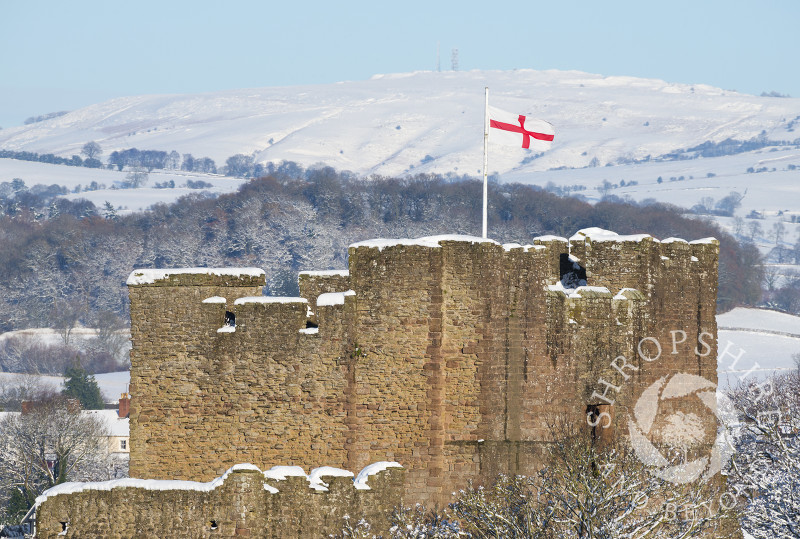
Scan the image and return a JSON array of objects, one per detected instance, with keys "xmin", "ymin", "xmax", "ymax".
[
  {"xmin": 35, "ymin": 462, "xmax": 405, "ymax": 538},
  {"xmin": 124, "ymin": 228, "xmax": 719, "ymax": 506}
]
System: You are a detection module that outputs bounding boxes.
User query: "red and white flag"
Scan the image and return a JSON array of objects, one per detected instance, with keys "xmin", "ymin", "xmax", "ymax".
[{"xmin": 488, "ymin": 106, "xmax": 555, "ymax": 151}]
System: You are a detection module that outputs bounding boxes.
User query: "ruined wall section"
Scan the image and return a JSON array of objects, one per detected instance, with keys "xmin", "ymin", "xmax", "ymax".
[
  {"xmin": 128, "ymin": 270, "xmax": 265, "ymax": 480},
  {"xmin": 129, "ymin": 271, "xmax": 352, "ymax": 481},
  {"xmin": 36, "ymin": 465, "xmax": 405, "ymax": 539}
]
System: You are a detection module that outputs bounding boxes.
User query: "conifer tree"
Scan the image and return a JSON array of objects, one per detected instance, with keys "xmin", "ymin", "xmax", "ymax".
[{"xmin": 62, "ymin": 359, "xmax": 104, "ymax": 409}]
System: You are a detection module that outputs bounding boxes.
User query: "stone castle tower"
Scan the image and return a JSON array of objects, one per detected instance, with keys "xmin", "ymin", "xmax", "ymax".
[{"xmin": 126, "ymin": 228, "xmax": 719, "ymax": 506}]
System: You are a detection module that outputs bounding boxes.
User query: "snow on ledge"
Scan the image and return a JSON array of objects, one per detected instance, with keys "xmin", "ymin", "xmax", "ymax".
[
  {"xmin": 661, "ymin": 237, "xmax": 689, "ymax": 244},
  {"xmin": 689, "ymin": 237, "xmax": 718, "ymax": 245},
  {"xmin": 126, "ymin": 268, "xmax": 264, "ymax": 285},
  {"xmin": 354, "ymin": 462, "xmax": 404, "ymax": 490},
  {"xmin": 35, "ymin": 462, "xmax": 403, "ymax": 503},
  {"xmin": 299, "ymin": 270, "xmax": 349, "ymax": 277},
  {"xmin": 317, "ymin": 290, "xmax": 356, "ymax": 307},
  {"xmin": 570, "ymin": 227, "xmax": 652, "ymax": 243},
  {"xmin": 233, "ymin": 296, "xmax": 308, "ymax": 305},
  {"xmin": 202, "ymin": 296, "xmax": 227, "ymax": 304},
  {"xmin": 350, "ymin": 234, "xmax": 498, "ymax": 252},
  {"xmin": 217, "ymin": 326, "xmax": 235, "ymax": 333},
  {"xmin": 35, "ymin": 464, "xmax": 262, "ymax": 506},
  {"xmin": 263, "ymin": 465, "xmax": 308, "ymax": 481},
  {"xmin": 502, "ymin": 243, "xmax": 545, "ymax": 252},
  {"xmin": 547, "ymin": 282, "xmax": 613, "ymax": 299},
  {"xmin": 307, "ymin": 466, "xmax": 355, "ymax": 491},
  {"xmin": 299, "ymin": 327, "xmax": 319, "ymax": 335}
]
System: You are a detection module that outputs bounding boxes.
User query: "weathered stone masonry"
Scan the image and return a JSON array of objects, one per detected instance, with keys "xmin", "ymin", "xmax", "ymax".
[
  {"xmin": 35, "ymin": 464, "xmax": 404, "ymax": 538},
  {"xmin": 123, "ymin": 229, "xmax": 718, "ymax": 506}
]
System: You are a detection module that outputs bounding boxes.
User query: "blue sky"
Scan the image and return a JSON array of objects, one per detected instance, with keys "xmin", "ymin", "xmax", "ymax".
[{"xmin": 1, "ymin": 0, "xmax": 798, "ymax": 128}]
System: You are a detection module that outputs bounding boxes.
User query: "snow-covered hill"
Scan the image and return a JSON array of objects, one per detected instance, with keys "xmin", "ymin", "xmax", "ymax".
[
  {"xmin": 2, "ymin": 69, "xmax": 799, "ymax": 280},
  {"xmin": 1, "ymin": 69, "xmax": 799, "ymax": 177}
]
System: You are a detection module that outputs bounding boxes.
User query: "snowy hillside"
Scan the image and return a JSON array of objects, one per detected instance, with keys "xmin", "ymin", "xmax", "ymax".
[
  {"xmin": 1, "ymin": 69, "xmax": 799, "ymax": 177},
  {"xmin": 2, "ymin": 69, "xmax": 799, "ymax": 248}
]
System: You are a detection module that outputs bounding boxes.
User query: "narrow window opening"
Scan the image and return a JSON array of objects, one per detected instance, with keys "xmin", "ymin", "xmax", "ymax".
[
  {"xmin": 305, "ymin": 320, "xmax": 318, "ymax": 329},
  {"xmin": 209, "ymin": 520, "xmax": 218, "ymax": 530},
  {"xmin": 60, "ymin": 521, "xmax": 69, "ymax": 532},
  {"xmin": 559, "ymin": 253, "xmax": 587, "ymax": 288},
  {"xmin": 224, "ymin": 311, "xmax": 235, "ymax": 327},
  {"xmin": 586, "ymin": 404, "xmax": 614, "ymax": 445}
]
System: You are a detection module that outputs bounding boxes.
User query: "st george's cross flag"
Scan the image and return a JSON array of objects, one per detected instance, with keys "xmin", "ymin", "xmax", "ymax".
[{"xmin": 488, "ymin": 106, "xmax": 555, "ymax": 151}]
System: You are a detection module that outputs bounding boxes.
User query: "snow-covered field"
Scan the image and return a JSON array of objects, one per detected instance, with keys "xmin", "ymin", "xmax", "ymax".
[
  {"xmin": 0, "ymin": 158, "xmax": 246, "ymax": 214},
  {"xmin": 717, "ymin": 307, "xmax": 800, "ymax": 388}
]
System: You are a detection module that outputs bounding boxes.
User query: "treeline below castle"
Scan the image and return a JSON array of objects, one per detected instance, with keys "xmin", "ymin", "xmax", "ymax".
[{"xmin": 0, "ymin": 169, "xmax": 762, "ymax": 349}]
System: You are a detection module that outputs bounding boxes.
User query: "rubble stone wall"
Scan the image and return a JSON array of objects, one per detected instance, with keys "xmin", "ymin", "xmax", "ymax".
[{"xmin": 35, "ymin": 466, "xmax": 404, "ymax": 538}]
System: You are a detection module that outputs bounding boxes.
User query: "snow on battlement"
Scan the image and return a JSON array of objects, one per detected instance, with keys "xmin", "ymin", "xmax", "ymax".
[
  {"xmin": 36, "ymin": 462, "xmax": 403, "ymax": 505},
  {"xmin": 35, "ymin": 463, "xmax": 406, "ymax": 537},
  {"xmin": 317, "ymin": 290, "xmax": 355, "ymax": 307},
  {"xmin": 299, "ymin": 270, "xmax": 350, "ymax": 277},
  {"xmin": 126, "ymin": 267, "xmax": 265, "ymax": 286},
  {"xmin": 569, "ymin": 227, "xmax": 652, "ymax": 243},
  {"xmin": 350, "ymin": 234, "xmax": 498, "ymax": 251},
  {"xmin": 233, "ymin": 296, "xmax": 307, "ymax": 305}
]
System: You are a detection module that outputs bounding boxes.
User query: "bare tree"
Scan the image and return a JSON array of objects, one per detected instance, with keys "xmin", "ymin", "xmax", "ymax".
[
  {"xmin": 748, "ymin": 221, "xmax": 763, "ymax": 243},
  {"xmin": 80, "ymin": 141, "xmax": 102, "ymax": 161},
  {"xmin": 733, "ymin": 216, "xmax": 745, "ymax": 238},
  {"xmin": 50, "ymin": 298, "xmax": 84, "ymax": 346},
  {"xmin": 450, "ymin": 423, "xmax": 727, "ymax": 538},
  {"xmin": 89, "ymin": 310, "xmax": 128, "ymax": 365},
  {"xmin": 0, "ymin": 395, "xmax": 111, "ymax": 522},
  {"xmin": 772, "ymin": 221, "xmax": 787, "ymax": 246},
  {"xmin": 763, "ymin": 265, "xmax": 781, "ymax": 292},
  {"xmin": 123, "ymin": 166, "xmax": 149, "ymax": 188}
]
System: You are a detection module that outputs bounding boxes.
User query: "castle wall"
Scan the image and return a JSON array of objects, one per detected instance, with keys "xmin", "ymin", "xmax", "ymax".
[
  {"xmin": 298, "ymin": 270, "xmax": 350, "ymax": 323},
  {"xmin": 125, "ymin": 230, "xmax": 720, "ymax": 507},
  {"xmin": 35, "ymin": 464, "xmax": 404, "ymax": 538}
]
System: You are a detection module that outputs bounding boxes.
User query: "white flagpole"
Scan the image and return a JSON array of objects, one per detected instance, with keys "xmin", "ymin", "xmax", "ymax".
[{"xmin": 482, "ymin": 87, "xmax": 489, "ymax": 239}]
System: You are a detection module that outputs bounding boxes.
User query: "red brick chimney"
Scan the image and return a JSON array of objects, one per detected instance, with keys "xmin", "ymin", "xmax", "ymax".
[{"xmin": 118, "ymin": 393, "xmax": 130, "ymax": 418}]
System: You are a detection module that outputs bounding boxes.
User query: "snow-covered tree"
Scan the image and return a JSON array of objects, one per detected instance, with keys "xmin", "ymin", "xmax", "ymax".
[
  {"xmin": 0, "ymin": 395, "xmax": 110, "ymax": 522},
  {"xmin": 343, "ymin": 421, "xmax": 731, "ymax": 538},
  {"xmin": 727, "ymin": 373, "xmax": 800, "ymax": 538},
  {"xmin": 449, "ymin": 425, "xmax": 728, "ymax": 538}
]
